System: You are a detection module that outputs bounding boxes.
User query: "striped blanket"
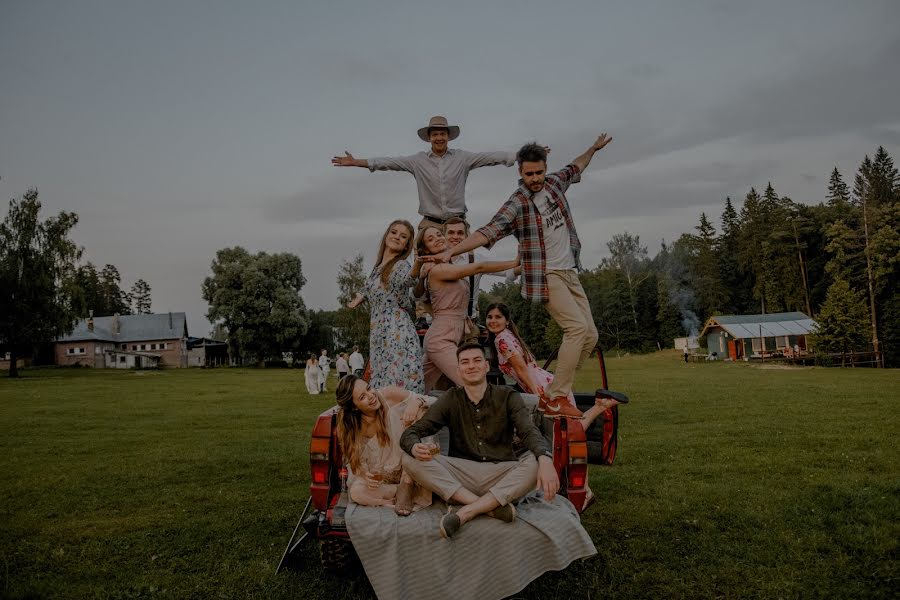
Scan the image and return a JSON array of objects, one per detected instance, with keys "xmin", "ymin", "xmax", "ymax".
[{"xmin": 346, "ymin": 492, "xmax": 597, "ymax": 600}]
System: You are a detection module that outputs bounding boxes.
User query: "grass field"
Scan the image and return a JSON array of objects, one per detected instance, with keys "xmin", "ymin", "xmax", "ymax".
[{"xmin": 1, "ymin": 353, "xmax": 898, "ymax": 599}]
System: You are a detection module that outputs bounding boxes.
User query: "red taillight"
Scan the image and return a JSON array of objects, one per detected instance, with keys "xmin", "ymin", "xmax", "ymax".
[
  {"xmin": 310, "ymin": 437, "xmax": 330, "ymax": 459},
  {"xmin": 568, "ymin": 441, "xmax": 587, "ymax": 461},
  {"xmin": 568, "ymin": 463, "xmax": 587, "ymax": 489},
  {"xmin": 311, "ymin": 462, "xmax": 328, "ymax": 484}
]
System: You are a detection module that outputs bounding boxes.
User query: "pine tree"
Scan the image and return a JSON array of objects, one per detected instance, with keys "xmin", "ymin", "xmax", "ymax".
[
  {"xmin": 769, "ymin": 199, "xmax": 815, "ymax": 315},
  {"xmin": 99, "ymin": 264, "xmax": 132, "ymax": 315},
  {"xmin": 852, "ymin": 155, "xmax": 873, "ymax": 209},
  {"xmin": 762, "ymin": 182, "xmax": 781, "ymax": 215},
  {"xmin": 870, "ymin": 146, "xmax": 899, "ymax": 207},
  {"xmin": 811, "ymin": 278, "xmax": 869, "ymax": 357},
  {"xmin": 852, "ymin": 154, "xmax": 882, "ymax": 364},
  {"xmin": 826, "ymin": 167, "xmax": 851, "ymax": 210},
  {"xmin": 130, "ymin": 279, "xmax": 152, "ymax": 314},
  {"xmin": 738, "ymin": 188, "xmax": 769, "ymax": 313},
  {"xmin": 689, "ymin": 212, "xmax": 726, "ymax": 321},
  {"xmin": 655, "ymin": 271, "xmax": 683, "ymax": 346},
  {"xmin": 717, "ymin": 197, "xmax": 743, "ymax": 312},
  {"xmin": 759, "ymin": 182, "xmax": 792, "ymax": 312}
]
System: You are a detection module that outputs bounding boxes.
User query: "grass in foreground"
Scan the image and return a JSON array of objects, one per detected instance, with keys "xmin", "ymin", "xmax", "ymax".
[{"xmin": 0, "ymin": 354, "xmax": 898, "ymax": 599}]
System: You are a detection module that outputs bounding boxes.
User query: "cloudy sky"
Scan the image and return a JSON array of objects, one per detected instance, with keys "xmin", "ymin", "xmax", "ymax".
[{"xmin": 2, "ymin": 0, "xmax": 898, "ymax": 336}]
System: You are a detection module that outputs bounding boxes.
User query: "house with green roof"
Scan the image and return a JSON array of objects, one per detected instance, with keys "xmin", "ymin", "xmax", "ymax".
[{"xmin": 699, "ymin": 312, "xmax": 817, "ymax": 360}]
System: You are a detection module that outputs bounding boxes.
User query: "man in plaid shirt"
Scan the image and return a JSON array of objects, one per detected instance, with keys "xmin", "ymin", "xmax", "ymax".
[{"xmin": 429, "ymin": 134, "xmax": 613, "ymax": 417}]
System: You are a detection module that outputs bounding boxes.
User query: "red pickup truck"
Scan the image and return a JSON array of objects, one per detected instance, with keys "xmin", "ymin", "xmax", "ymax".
[{"xmin": 277, "ymin": 345, "xmax": 624, "ymax": 572}]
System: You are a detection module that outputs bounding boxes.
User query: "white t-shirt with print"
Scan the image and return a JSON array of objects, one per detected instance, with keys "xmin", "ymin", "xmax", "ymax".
[{"xmin": 533, "ymin": 190, "xmax": 575, "ymax": 271}]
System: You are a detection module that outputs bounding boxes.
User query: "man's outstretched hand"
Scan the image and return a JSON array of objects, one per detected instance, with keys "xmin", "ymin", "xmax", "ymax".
[
  {"xmin": 592, "ymin": 134, "xmax": 613, "ymax": 152},
  {"xmin": 332, "ymin": 151, "xmax": 359, "ymax": 167}
]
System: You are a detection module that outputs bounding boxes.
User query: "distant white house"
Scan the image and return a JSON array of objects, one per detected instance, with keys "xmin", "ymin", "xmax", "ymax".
[{"xmin": 673, "ymin": 337, "xmax": 700, "ymax": 351}]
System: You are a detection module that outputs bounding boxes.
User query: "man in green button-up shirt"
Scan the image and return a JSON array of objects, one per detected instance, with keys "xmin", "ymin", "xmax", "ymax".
[{"xmin": 400, "ymin": 342, "xmax": 560, "ymax": 537}]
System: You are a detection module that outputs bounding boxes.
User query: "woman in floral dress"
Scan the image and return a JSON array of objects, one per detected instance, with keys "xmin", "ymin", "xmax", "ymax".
[
  {"xmin": 484, "ymin": 302, "xmax": 624, "ymax": 424},
  {"xmin": 348, "ymin": 220, "xmax": 424, "ymax": 393}
]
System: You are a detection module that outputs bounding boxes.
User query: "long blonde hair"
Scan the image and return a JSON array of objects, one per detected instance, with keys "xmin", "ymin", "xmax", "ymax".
[
  {"xmin": 374, "ymin": 219, "xmax": 415, "ymax": 287},
  {"xmin": 335, "ymin": 375, "xmax": 391, "ymax": 472}
]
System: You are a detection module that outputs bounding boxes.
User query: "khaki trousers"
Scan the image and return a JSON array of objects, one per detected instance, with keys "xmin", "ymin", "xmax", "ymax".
[
  {"xmin": 544, "ymin": 269, "xmax": 598, "ymax": 399},
  {"xmin": 417, "ymin": 215, "xmax": 469, "ymax": 231},
  {"xmin": 401, "ymin": 452, "xmax": 537, "ymax": 507}
]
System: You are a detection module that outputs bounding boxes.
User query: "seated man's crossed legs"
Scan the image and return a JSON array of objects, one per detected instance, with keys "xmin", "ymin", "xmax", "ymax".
[{"xmin": 401, "ymin": 452, "xmax": 537, "ymax": 534}]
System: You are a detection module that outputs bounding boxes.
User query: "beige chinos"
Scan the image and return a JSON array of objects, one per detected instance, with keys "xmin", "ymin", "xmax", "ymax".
[
  {"xmin": 401, "ymin": 452, "xmax": 537, "ymax": 507},
  {"xmin": 544, "ymin": 269, "xmax": 599, "ymax": 399}
]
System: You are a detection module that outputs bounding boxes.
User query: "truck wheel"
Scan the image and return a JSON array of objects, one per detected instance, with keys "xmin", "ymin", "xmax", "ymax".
[{"xmin": 320, "ymin": 537, "xmax": 357, "ymax": 571}]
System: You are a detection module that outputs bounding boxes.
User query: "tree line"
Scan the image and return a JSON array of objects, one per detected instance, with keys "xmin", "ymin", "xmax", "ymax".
[{"xmin": 0, "ymin": 189, "xmax": 153, "ymax": 376}]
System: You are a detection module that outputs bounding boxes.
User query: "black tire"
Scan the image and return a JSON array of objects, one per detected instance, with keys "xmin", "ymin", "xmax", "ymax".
[{"xmin": 320, "ymin": 537, "xmax": 357, "ymax": 571}]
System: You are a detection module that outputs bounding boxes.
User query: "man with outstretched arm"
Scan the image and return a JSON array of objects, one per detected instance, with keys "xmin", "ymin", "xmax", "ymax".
[
  {"xmin": 332, "ymin": 115, "xmax": 546, "ymax": 231},
  {"xmin": 428, "ymin": 134, "xmax": 613, "ymax": 418},
  {"xmin": 399, "ymin": 342, "xmax": 559, "ymax": 539}
]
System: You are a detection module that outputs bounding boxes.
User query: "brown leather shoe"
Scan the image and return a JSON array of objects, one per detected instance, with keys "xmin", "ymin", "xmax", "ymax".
[{"xmin": 538, "ymin": 396, "xmax": 583, "ymax": 418}]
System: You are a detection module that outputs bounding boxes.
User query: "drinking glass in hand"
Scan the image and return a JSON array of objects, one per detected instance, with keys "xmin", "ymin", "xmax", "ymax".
[{"xmin": 366, "ymin": 468, "xmax": 383, "ymax": 489}]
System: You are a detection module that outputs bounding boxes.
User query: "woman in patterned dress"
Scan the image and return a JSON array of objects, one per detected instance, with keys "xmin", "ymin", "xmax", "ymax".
[
  {"xmin": 484, "ymin": 302, "xmax": 623, "ymax": 425},
  {"xmin": 347, "ymin": 220, "xmax": 424, "ymax": 393},
  {"xmin": 336, "ymin": 374, "xmax": 436, "ymax": 515}
]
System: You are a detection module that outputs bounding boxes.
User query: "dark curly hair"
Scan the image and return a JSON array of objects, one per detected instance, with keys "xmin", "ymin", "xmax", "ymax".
[{"xmin": 516, "ymin": 142, "xmax": 547, "ymax": 166}]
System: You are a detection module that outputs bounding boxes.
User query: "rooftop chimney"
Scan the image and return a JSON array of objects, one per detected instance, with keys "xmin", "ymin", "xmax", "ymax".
[{"xmin": 87, "ymin": 315, "xmax": 94, "ymax": 332}]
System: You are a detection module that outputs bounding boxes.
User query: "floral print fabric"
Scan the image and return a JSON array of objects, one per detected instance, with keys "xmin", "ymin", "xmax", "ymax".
[
  {"xmin": 363, "ymin": 260, "xmax": 424, "ymax": 393},
  {"xmin": 494, "ymin": 328, "xmax": 575, "ymax": 404}
]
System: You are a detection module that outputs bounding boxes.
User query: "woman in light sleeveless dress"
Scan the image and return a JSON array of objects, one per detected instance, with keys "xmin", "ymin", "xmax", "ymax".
[
  {"xmin": 336, "ymin": 374, "xmax": 437, "ymax": 515},
  {"xmin": 415, "ymin": 226, "xmax": 519, "ymax": 391}
]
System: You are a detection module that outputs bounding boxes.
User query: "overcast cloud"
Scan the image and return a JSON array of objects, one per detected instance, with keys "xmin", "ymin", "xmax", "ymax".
[{"xmin": 2, "ymin": 0, "xmax": 898, "ymax": 336}]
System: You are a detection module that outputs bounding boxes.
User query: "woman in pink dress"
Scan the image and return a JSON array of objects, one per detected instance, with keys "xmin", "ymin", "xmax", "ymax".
[
  {"xmin": 485, "ymin": 302, "xmax": 623, "ymax": 424},
  {"xmin": 415, "ymin": 226, "xmax": 519, "ymax": 392}
]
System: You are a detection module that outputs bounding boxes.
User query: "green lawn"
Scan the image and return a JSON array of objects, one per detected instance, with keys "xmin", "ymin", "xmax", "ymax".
[{"xmin": 1, "ymin": 355, "xmax": 898, "ymax": 599}]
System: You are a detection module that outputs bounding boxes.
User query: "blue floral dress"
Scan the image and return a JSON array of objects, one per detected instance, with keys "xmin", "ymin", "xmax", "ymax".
[{"xmin": 362, "ymin": 260, "xmax": 424, "ymax": 393}]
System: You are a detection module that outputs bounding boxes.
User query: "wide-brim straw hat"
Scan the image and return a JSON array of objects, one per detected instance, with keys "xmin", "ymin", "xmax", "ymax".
[{"xmin": 417, "ymin": 115, "xmax": 460, "ymax": 142}]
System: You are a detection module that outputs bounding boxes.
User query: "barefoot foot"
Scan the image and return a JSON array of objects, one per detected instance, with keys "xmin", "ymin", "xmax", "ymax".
[{"xmin": 395, "ymin": 481, "xmax": 415, "ymax": 516}]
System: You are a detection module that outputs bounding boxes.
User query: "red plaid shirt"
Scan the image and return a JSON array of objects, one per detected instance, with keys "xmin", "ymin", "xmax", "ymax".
[{"xmin": 477, "ymin": 164, "xmax": 583, "ymax": 303}]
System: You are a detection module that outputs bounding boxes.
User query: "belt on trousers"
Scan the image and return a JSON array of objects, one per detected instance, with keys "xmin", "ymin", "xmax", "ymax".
[{"xmin": 422, "ymin": 214, "xmax": 465, "ymax": 225}]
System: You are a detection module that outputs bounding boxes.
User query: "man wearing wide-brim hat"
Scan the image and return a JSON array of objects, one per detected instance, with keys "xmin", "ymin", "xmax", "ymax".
[{"xmin": 332, "ymin": 115, "xmax": 518, "ymax": 231}]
